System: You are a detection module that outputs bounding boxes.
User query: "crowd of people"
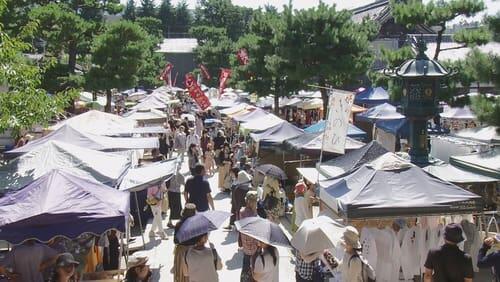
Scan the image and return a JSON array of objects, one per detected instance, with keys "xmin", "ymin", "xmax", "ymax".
[{"xmin": 1, "ymin": 102, "xmax": 500, "ymax": 282}]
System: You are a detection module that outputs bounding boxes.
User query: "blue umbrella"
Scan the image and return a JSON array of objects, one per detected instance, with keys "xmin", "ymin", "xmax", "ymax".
[
  {"xmin": 176, "ymin": 210, "xmax": 230, "ymax": 243},
  {"xmin": 235, "ymin": 217, "xmax": 291, "ymax": 248}
]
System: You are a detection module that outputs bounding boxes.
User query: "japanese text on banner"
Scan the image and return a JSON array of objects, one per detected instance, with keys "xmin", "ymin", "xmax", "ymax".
[{"xmin": 322, "ymin": 90, "xmax": 355, "ymax": 154}]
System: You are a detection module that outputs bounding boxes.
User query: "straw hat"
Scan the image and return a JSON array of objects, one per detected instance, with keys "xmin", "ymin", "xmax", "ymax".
[
  {"xmin": 341, "ymin": 226, "xmax": 361, "ymax": 249},
  {"xmin": 245, "ymin": 191, "xmax": 258, "ymax": 203},
  {"xmin": 181, "ymin": 203, "xmax": 197, "ymax": 218},
  {"xmin": 127, "ymin": 256, "xmax": 148, "ymax": 268}
]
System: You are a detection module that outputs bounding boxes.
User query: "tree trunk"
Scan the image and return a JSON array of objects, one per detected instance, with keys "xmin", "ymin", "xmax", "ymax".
[
  {"xmin": 433, "ymin": 24, "xmax": 446, "ymax": 60},
  {"xmin": 274, "ymin": 93, "xmax": 280, "ymax": 116},
  {"xmin": 105, "ymin": 89, "xmax": 112, "ymax": 113},
  {"xmin": 319, "ymin": 77, "xmax": 328, "ymax": 120},
  {"xmin": 68, "ymin": 40, "xmax": 77, "ymax": 74}
]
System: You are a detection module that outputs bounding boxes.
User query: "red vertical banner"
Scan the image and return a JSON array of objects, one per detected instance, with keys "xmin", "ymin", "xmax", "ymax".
[
  {"xmin": 237, "ymin": 48, "xmax": 249, "ymax": 65},
  {"xmin": 218, "ymin": 68, "xmax": 231, "ymax": 96},
  {"xmin": 185, "ymin": 73, "xmax": 211, "ymax": 110},
  {"xmin": 159, "ymin": 63, "xmax": 173, "ymax": 86},
  {"xmin": 199, "ymin": 64, "xmax": 211, "ymax": 81}
]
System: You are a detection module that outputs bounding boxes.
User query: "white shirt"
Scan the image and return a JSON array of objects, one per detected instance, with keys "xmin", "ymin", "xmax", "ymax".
[
  {"xmin": 253, "ymin": 248, "xmax": 279, "ymax": 282},
  {"xmin": 294, "ymin": 196, "xmax": 309, "ymax": 228},
  {"xmin": 186, "ymin": 133, "xmax": 200, "ymax": 148},
  {"xmin": 371, "ymin": 228, "xmax": 400, "ymax": 282},
  {"xmin": 400, "ymin": 226, "xmax": 421, "ymax": 280},
  {"xmin": 338, "ymin": 253, "xmax": 363, "ymax": 282},
  {"xmin": 360, "ymin": 227, "xmax": 378, "ymax": 271}
]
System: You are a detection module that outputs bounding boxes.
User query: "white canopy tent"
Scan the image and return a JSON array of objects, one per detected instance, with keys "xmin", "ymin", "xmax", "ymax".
[
  {"xmin": 50, "ymin": 110, "xmax": 136, "ymax": 136},
  {"xmin": 6, "ymin": 124, "xmax": 158, "ymax": 156},
  {"xmin": 0, "ymin": 140, "xmax": 130, "ymax": 193}
]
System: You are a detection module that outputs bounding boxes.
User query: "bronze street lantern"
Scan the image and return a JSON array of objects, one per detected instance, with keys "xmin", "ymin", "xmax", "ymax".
[{"xmin": 384, "ymin": 38, "xmax": 453, "ymax": 165}]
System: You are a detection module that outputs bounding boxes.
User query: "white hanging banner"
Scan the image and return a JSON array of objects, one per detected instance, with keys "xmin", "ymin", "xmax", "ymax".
[{"xmin": 322, "ymin": 89, "xmax": 355, "ymax": 154}]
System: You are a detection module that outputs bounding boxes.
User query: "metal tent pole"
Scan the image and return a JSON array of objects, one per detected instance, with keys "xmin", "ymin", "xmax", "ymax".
[{"xmin": 134, "ymin": 191, "xmax": 146, "ymax": 250}]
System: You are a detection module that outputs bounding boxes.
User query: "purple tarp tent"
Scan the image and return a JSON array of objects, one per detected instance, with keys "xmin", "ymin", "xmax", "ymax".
[{"xmin": 0, "ymin": 169, "xmax": 130, "ymax": 244}]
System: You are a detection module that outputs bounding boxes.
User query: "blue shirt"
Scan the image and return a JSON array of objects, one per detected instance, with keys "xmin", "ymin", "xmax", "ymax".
[
  {"xmin": 185, "ymin": 175, "xmax": 211, "ymax": 212},
  {"xmin": 478, "ymin": 244, "xmax": 500, "ymax": 281}
]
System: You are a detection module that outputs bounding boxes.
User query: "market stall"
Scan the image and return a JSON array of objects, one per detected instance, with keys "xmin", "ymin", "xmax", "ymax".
[
  {"xmin": 453, "ymin": 126, "xmax": 499, "ymax": 145},
  {"xmin": 5, "ymin": 124, "xmax": 158, "ymax": 157},
  {"xmin": 0, "ymin": 140, "xmax": 130, "ymax": 193},
  {"xmin": 303, "ymin": 121, "xmax": 368, "ymax": 141},
  {"xmin": 239, "ymin": 113, "xmax": 284, "ymax": 134},
  {"xmin": 354, "ymin": 86, "xmax": 389, "ymax": 107},
  {"xmin": 123, "ymin": 108, "xmax": 167, "ymax": 125},
  {"xmin": 250, "ymin": 121, "xmax": 304, "ymax": 147},
  {"xmin": 49, "ymin": 110, "xmax": 137, "ymax": 136}
]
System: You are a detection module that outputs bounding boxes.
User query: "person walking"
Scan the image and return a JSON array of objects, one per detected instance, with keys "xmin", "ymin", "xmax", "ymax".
[
  {"xmin": 174, "ymin": 126, "xmax": 187, "ymax": 163},
  {"xmin": 187, "ymin": 144, "xmax": 201, "ymax": 176},
  {"xmin": 186, "ymin": 128, "xmax": 200, "ymax": 148},
  {"xmin": 293, "ymin": 182, "xmax": 309, "ymax": 231},
  {"xmin": 184, "ymin": 164, "xmax": 215, "ymax": 212},
  {"xmin": 183, "ymin": 233, "xmax": 223, "ymax": 282},
  {"xmin": 167, "ymin": 167, "xmax": 185, "ymax": 229},
  {"xmin": 239, "ymin": 191, "xmax": 259, "ymax": 282},
  {"xmin": 204, "ymin": 143, "xmax": 216, "ymax": 176},
  {"xmin": 146, "ymin": 183, "xmax": 167, "ymax": 240},
  {"xmin": 328, "ymin": 226, "xmax": 375, "ymax": 282},
  {"xmin": 226, "ymin": 169, "xmax": 251, "ymax": 230},
  {"xmin": 218, "ymin": 143, "xmax": 232, "ymax": 192},
  {"xmin": 477, "ymin": 235, "xmax": 500, "ymax": 281},
  {"xmin": 173, "ymin": 204, "xmax": 197, "ymax": 282},
  {"xmin": 424, "ymin": 223, "xmax": 473, "ymax": 282},
  {"xmin": 252, "ymin": 241, "xmax": 279, "ymax": 282}
]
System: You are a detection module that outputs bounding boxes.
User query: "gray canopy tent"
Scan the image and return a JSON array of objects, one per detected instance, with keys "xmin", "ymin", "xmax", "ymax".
[{"xmin": 320, "ymin": 153, "xmax": 483, "ymax": 219}]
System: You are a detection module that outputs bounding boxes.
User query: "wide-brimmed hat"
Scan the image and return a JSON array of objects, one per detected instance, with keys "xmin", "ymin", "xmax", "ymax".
[
  {"xmin": 245, "ymin": 191, "xmax": 258, "ymax": 203},
  {"xmin": 444, "ymin": 223, "xmax": 464, "ymax": 243},
  {"xmin": 181, "ymin": 203, "xmax": 197, "ymax": 218},
  {"xmin": 295, "ymin": 182, "xmax": 306, "ymax": 195},
  {"xmin": 341, "ymin": 226, "xmax": 361, "ymax": 249},
  {"xmin": 56, "ymin": 253, "xmax": 79, "ymax": 268},
  {"xmin": 127, "ymin": 256, "xmax": 148, "ymax": 268}
]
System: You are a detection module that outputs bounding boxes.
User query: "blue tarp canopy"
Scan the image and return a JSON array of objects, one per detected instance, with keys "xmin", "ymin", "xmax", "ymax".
[
  {"xmin": 250, "ymin": 121, "xmax": 304, "ymax": 146},
  {"xmin": 375, "ymin": 119, "xmax": 409, "ymax": 138},
  {"xmin": 354, "ymin": 87, "xmax": 389, "ymax": 106},
  {"xmin": 0, "ymin": 169, "xmax": 130, "ymax": 244},
  {"xmin": 356, "ymin": 103, "xmax": 404, "ymax": 122},
  {"xmin": 319, "ymin": 153, "xmax": 483, "ymax": 219},
  {"xmin": 303, "ymin": 121, "xmax": 368, "ymax": 141}
]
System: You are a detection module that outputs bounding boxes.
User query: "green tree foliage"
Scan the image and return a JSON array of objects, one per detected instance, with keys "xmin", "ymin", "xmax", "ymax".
[
  {"xmin": 191, "ymin": 26, "xmax": 234, "ymax": 86},
  {"xmin": 194, "ymin": 0, "xmax": 254, "ymax": 41},
  {"xmin": 487, "ymin": 12, "xmax": 500, "ymax": 41},
  {"xmin": 231, "ymin": 7, "xmax": 299, "ymax": 113},
  {"xmin": 173, "ymin": 1, "xmax": 193, "ymax": 34},
  {"xmin": 471, "ymin": 95, "xmax": 500, "ymax": 128},
  {"xmin": 124, "ymin": 0, "xmax": 137, "ymax": 21},
  {"xmin": 158, "ymin": 0, "xmax": 174, "ymax": 37},
  {"xmin": 138, "ymin": 0, "xmax": 156, "ymax": 18},
  {"xmin": 0, "ymin": 0, "xmax": 76, "ymax": 137},
  {"xmin": 86, "ymin": 21, "xmax": 150, "ymax": 112},
  {"xmin": 135, "ymin": 16, "xmax": 163, "ymax": 40},
  {"xmin": 282, "ymin": 3, "xmax": 378, "ymax": 116},
  {"xmin": 390, "ymin": 0, "xmax": 487, "ymax": 59}
]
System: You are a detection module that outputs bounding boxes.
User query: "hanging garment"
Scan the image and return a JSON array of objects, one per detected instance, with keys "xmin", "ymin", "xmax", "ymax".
[
  {"xmin": 400, "ymin": 226, "xmax": 421, "ymax": 280},
  {"xmin": 360, "ymin": 227, "xmax": 378, "ymax": 271},
  {"xmin": 388, "ymin": 228, "xmax": 402, "ymax": 282},
  {"xmin": 462, "ymin": 219, "xmax": 481, "ymax": 272},
  {"xmin": 371, "ymin": 228, "xmax": 400, "ymax": 282}
]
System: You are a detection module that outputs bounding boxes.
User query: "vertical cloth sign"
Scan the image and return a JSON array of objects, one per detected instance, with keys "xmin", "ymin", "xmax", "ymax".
[
  {"xmin": 199, "ymin": 64, "xmax": 211, "ymax": 80},
  {"xmin": 218, "ymin": 68, "xmax": 231, "ymax": 96},
  {"xmin": 237, "ymin": 48, "xmax": 249, "ymax": 65},
  {"xmin": 159, "ymin": 63, "xmax": 173, "ymax": 86},
  {"xmin": 322, "ymin": 89, "xmax": 355, "ymax": 154},
  {"xmin": 185, "ymin": 73, "xmax": 211, "ymax": 110}
]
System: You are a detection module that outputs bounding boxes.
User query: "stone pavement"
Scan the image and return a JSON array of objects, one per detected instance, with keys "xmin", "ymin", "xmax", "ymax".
[{"xmin": 130, "ymin": 159, "xmax": 296, "ymax": 281}]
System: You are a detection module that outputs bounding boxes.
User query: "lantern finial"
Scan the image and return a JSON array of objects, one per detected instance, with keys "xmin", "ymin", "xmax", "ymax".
[{"xmin": 416, "ymin": 36, "xmax": 428, "ymax": 60}]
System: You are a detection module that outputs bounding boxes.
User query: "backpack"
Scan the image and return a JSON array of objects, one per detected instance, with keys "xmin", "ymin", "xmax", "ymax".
[{"xmin": 348, "ymin": 254, "xmax": 376, "ymax": 282}]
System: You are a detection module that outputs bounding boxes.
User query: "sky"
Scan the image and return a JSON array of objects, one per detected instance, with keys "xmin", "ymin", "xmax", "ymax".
[{"xmin": 133, "ymin": 0, "xmax": 499, "ymax": 24}]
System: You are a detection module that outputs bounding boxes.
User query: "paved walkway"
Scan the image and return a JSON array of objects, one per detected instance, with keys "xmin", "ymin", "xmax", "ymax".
[{"xmin": 130, "ymin": 159, "xmax": 295, "ymax": 281}]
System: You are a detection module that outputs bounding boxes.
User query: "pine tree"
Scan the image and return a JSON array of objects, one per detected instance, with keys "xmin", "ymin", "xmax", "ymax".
[
  {"xmin": 138, "ymin": 0, "xmax": 156, "ymax": 18},
  {"xmin": 158, "ymin": 0, "xmax": 174, "ymax": 37},
  {"xmin": 123, "ymin": 0, "xmax": 136, "ymax": 21}
]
